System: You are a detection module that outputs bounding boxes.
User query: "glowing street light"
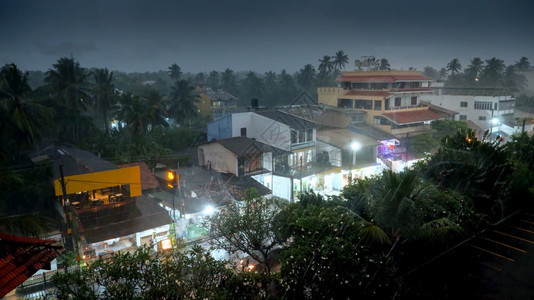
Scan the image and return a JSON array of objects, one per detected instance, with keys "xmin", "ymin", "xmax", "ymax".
[
  {"xmin": 348, "ymin": 140, "xmax": 361, "ymax": 184},
  {"xmin": 350, "ymin": 141, "xmax": 361, "ymax": 165},
  {"xmin": 203, "ymin": 205, "xmax": 215, "ymax": 216}
]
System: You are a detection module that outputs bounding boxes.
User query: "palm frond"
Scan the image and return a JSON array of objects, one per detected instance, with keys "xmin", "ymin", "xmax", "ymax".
[
  {"xmin": 358, "ymin": 221, "xmax": 391, "ymax": 245},
  {"xmin": 0, "ymin": 213, "xmax": 54, "ymax": 237},
  {"xmin": 418, "ymin": 217, "xmax": 463, "ymax": 242}
]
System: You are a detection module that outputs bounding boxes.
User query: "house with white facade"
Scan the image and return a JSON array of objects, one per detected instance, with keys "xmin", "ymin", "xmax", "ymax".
[
  {"xmin": 420, "ymin": 86, "xmax": 515, "ymax": 135},
  {"xmin": 206, "ymin": 111, "xmax": 341, "ymax": 200}
]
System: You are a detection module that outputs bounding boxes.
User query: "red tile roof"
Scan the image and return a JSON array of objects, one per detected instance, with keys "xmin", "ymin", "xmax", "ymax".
[
  {"xmin": 0, "ymin": 233, "xmax": 63, "ymax": 298},
  {"xmin": 118, "ymin": 162, "xmax": 159, "ymax": 190},
  {"xmin": 337, "ymin": 75, "xmax": 432, "ymax": 83},
  {"xmin": 389, "ymin": 88, "xmax": 434, "ymax": 93},
  {"xmin": 382, "ymin": 109, "xmax": 445, "ymax": 125}
]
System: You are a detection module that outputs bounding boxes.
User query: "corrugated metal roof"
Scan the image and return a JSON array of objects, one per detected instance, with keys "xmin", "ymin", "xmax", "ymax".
[
  {"xmin": 256, "ymin": 110, "xmax": 318, "ymax": 130},
  {"xmin": 78, "ymin": 197, "xmax": 172, "ymax": 244},
  {"xmin": 215, "ymin": 136, "xmax": 289, "ymax": 156}
]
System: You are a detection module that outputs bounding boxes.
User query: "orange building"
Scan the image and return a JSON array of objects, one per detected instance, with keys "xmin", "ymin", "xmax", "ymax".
[{"xmin": 318, "ymin": 70, "xmax": 454, "ymax": 138}]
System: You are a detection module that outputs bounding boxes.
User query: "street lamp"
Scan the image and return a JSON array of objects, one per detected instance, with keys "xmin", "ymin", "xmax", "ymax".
[
  {"xmin": 490, "ymin": 117, "xmax": 499, "ymax": 136},
  {"xmin": 348, "ymin": 141, "xmax": 361, "ymax": 184}
]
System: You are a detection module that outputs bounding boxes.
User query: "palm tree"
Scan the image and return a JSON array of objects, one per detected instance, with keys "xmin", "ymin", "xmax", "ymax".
[
  {"xmin": 318, "ymin": 55, "xmax": 334, "ymax": 74},
  {"xmin": 353, "ymin": 170, "xmax": 464, "ymax": 253},
  {"xmin": 379, "ymin": 58, "xmax": 391, "ymax": 71},
  {"xmin": 423, "ymin": 66, "xmax": 438, "ymax": 80},
  {"xmin": 45, "ymin": 57, "xmax": 90, "ymax": 142},
  {"xmin": 168, "ymin": 64, "xmax": 182, "ymax": 80},
  {"xmin": 221, "ymin": 68, "xmax": 237, "ymax": 93},
  {"xmin": 464, "ymin": 57, "xmax": 484, "ymax": 84},
  {"xmin": 92, "ymin": 68, "xmax": 116, "ymax": 134},
  {"xmin": 241, "ymin": 71, "xmax": 264, "ymax": 101},
  {"xmin": 481, "ymin": 57, "xmax": 505, "ymax": 86},
  {"xmin": 297, "ymin": 64, "xmax": 317, "ymax": 91},
  {"xmin": 446, "ymin": 58, "xmax": 462, "ymax": 76},
  {"xmin": 116, "ymin": 92, "xmax": 150, "ymax": 136},
  {"xmin": 515, "ymin": 57, "xmax": 530, "ymax": 71},
  {"xmin": 0, "ymin": 63, "xmax": 53, "ymax": 158},
  {"xmin": 142, "ymin": 88, "xmax": 168, "ymax": 129},
  {"xmin": 45, "ymin": 57, "xmax": 90, "ymax": 111},
  {"xmin": 332, "ymin": 50, "xmax": 349, "ymax": 72},
  {"xmin": 0, "ymin": 213, "xmax": 54, "ymax": 237},
  {"xmin": 207, "ymin": 70, "xmax": 220, "ymax": 89},
  {"xmin": 503, "ymin": 65, "xmax": 526, "ymax": 91},
  {"xmin": 168, "ymin": 79, "xmax": 199, "ymax": 125}
]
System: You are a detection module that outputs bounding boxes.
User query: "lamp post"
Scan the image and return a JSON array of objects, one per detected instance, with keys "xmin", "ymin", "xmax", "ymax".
[
  {"xmin": 490, "ymin": 117, "xmax": 499, "ymax": 136},
  {"xmin": 348, "ymin": 141, "xmax": 361, "ymax": 184}
]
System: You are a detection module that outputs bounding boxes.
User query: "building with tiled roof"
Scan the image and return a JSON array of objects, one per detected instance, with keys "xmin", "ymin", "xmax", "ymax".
[
  {"xmin": 318, "ymin": 70, "xmax": 452, "ymax": 138},
  {"xmin": 118, "ymin": 162, "xmax": 159, "ymax": 192},
  {"xmin": 0, "ymin": 233, "xmax": 63, "ymax": 298},
  {"xmin": 196, "ymin": 87, "xmax": 238, "ymax": 120},
  {"xmin": 198, "ymin": 136, "xmax": 289, "ymax": 177}
]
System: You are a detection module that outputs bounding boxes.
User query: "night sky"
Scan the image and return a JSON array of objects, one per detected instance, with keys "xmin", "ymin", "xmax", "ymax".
[{"xmin": 1, "ymin": 0, "xmax": 533, "ymax": 73}]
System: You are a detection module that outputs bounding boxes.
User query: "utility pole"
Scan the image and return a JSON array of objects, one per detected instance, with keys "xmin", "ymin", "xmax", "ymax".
[{"xmin": 59, "ymin": 162, "xmax": 74, "ymax": 252}]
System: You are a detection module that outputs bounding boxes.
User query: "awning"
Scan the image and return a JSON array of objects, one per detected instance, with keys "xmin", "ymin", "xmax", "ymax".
[
  {"xmin": 54, "ymin": 166, "xmax": 142, "ymax": 197},
  {"xmin": 382, "ymin": 109, "xmax": 445, "ymax": 125}
]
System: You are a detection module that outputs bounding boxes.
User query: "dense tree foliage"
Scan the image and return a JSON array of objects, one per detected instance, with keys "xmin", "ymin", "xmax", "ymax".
[
  {"xmin": 207, "ymin": 189, "xmax": 286, "ymax": 273},
  {"xmin": 52, "ymin": 245, "xmax": 280, "ymax": 299},
  {"xmin": 442, "ymin": 56, "xmax": 529, "ymax": 94}
]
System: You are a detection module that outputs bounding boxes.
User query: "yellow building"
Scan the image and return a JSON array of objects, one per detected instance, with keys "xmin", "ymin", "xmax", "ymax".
[
  {"xmin": 196, "ymin": 87, "xmax": 238, "ymax": 120},
  {"xmin": 318, "ymin": 70, "xmax": 452, "ymax": 137}
]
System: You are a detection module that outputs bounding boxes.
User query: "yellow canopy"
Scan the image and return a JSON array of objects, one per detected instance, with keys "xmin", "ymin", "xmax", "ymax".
[{"xmin": 54, "ymin": 166, "xmax": 142, "ymax": 197}]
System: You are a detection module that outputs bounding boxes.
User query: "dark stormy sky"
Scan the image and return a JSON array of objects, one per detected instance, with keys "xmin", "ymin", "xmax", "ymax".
[{"xmin": 1, "ymin": 0, "xmax": 533, "ymax": 73}]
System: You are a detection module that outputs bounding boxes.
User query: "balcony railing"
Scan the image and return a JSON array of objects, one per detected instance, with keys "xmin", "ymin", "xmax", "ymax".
[{"xmin": 387, "ymin": 103, "xmax": 429, "ymax": 111}]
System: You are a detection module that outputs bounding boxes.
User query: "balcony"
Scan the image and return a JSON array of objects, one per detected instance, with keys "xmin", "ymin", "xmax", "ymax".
[{"xmin": 272, "ymin": 148, "xmax": 341, "ymax": 179}]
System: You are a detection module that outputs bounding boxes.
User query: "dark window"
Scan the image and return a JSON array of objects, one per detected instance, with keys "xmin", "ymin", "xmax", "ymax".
[
  {"xmin": 459, "ymin": 115, "xmax": 467, "ymax": 120},
  {"xmin": 291, "ymin": 130, "xmax": 297, "ymax": 143},
  {"xmin": 370, "ymin": 83, "xmax": 387, "ymax": 89},
  {"xmin": 374, "ymin": 100, "xmax": 382, "ymax": 110},
  {"xmin": 479, "ymin": 116, "xmax": 487, "ymax": 121},
  {"xmin": 460, "ymin": 102, "xmax": 468, "ymax": 108},
  {"xmin": 337, "ymin": 99, "xmax": 353, "ymax": 108},
  {"xmin": 299, "ymin": 130, "xmax": 305, "ymax": 143},
  {"xmin": 474, "ymin": 101, "xmax": 492, "ymax": 110},
  {"xmin": 240, "ymin": 128, "xmax": 247, "ymax": 137},
  {"xmin": 411, "ymin": 96, "xmax": 417, "ymax": 105},
  {"xmin": 395, "ymin": 97, "xmax": 401, "ymax": 106},
  {"xmin": 385, "ymin": 99, "xmax": 390, "ymax": 110},
  {"xmin": 306, "ymin": 129, "xmax": 313, "ymax": 141},
  {"xmin": 354, "ymin": 99, "xmax": 372, "ymax": 110},
  {"xmin": 494, "ymin": 102, "xmax": 498, "ymax": 110}
]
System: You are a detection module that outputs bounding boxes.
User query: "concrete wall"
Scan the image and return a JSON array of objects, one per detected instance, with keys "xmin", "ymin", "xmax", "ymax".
[
  {"xmin": 421, "ymin": 94, "xmax": 514, "ymax": 129},
  {"xmin": 207, "ymin": 114, "xmax": 232, "ymax": 141},
  {"xmin": 232, "ymin": 112, "xmax": 292, "ymax": 151},
  {"xmin": 272, "ymin": 175, "xmax": 291, "ymax": 200},
  {"xmin": 135, "ymin": 224, "xmax": 171, "ymax": 250},
  {"xmin": 198, "ymin": 143, "xmax": 238, "ymax": 175}
]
